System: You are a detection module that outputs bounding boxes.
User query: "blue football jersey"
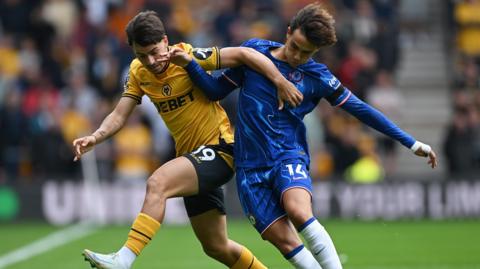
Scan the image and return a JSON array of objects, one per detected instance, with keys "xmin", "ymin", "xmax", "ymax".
[{"xmin": 224, "ymin": 39, "xmax": 350, "ymax": 168}]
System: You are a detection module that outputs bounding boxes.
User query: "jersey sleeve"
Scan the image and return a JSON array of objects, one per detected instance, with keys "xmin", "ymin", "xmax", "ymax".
[
  {"xmin": 184, "ymin": 60, "xmax": 240, "ymax": 100},
  {"xmin": 340, "ymin": 92, "xmax": 416, "ymax": 148},
  {"xmin": 240, "ymin": 38, "xmax": 262, "ymax": 48},
  {"xmin": 179, "ymin": 42, "xmax": 220, "ymax": 71},
  {"xmin": 121, "ymin": 67, "xmax": 144, "ymax": 104},
  {"xmin": 325, "ymin": 85, "xmax": 352, "ymax": 107},
  {"xmin": 307, "ymin": 64, "xmax": 351, "ymax": 106},
  {"xmin": 222, "ymin": 67, "xmax": 244, "ymax": 88}
]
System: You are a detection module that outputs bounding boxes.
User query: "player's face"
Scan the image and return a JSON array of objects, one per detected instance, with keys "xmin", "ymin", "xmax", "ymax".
[
  {"xmin": 284, "ymin": 28, "xmax": 319, "ymax": 67},
  {"xmin": 133, "ymin": 36, "xmax": 169, "ymax": 74}
]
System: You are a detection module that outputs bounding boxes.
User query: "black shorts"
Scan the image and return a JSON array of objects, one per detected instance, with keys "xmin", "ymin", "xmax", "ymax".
[{"xmin": 183, "ymin": 142, "xmax": 234, "ymax": 217}]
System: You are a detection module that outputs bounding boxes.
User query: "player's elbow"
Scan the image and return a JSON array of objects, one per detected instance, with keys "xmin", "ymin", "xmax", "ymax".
[
  {"xmin": 239, "ymin": 47, "xmax": 257, "ymax": 58},
  {"xmin": 227, "ymin": 47, "xmax": 256, "ymax": 65}
]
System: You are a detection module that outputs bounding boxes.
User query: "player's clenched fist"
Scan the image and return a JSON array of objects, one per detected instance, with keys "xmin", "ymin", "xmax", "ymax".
[
  {"xmin": 72, "ymin": 135, "xmax": 97, "ymax": 161},
  {"xmin": 167, "ymin": 47, "xmax": 192, "ymax": 67}
]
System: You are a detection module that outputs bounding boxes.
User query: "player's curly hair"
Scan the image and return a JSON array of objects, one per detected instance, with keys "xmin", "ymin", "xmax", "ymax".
[
  {"xmin": 289, "ymin": 3, "xmax": 337, "ymax": 47},
  {"xmin": 126, "ymin": 10, "xmax": 166, "ymax": 46}
]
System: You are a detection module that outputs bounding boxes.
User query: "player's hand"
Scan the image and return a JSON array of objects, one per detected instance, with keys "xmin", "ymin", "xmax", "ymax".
[
  {"xmin": 275, "ymin": 78, "xmax": 303, "ymax": 110},
  {"xmin": 72, "ymin": 135, "xmax": 97, "ymax": 161},
  {"xmin": 156, "ymin": 51, "xmax": 171, "ymax": 63},
  {"xmin": 411, "ymin": 141, "xmax": 437, "ymax": 169},
  {"xmin": 166, "ymin": 47, "xmax": 192, "ymax": 67}
]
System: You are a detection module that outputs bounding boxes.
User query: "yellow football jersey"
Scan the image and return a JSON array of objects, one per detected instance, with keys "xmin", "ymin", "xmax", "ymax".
[{"xmin": 122, "ymin": 43, "xmax": 234, "ymax": 158}]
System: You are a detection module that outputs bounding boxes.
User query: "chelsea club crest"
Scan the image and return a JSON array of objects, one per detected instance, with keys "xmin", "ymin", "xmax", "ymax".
[{"xmin": 288, "ymin": 70, "xmax": 304, "ymax": 83}]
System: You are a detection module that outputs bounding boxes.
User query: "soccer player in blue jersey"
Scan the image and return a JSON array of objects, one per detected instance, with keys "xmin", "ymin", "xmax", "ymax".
[{"xmin": 168, "ymin": 3, "xmax": 438, "ymax": 269}]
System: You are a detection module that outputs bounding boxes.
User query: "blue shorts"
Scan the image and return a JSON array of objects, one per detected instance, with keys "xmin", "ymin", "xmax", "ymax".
[{"xmin": 236, "ymin": 158, "xmax": 313, "ymax": 234}]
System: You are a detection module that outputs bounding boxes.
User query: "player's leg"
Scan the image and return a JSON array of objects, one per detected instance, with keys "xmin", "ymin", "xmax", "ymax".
[
  {"xmin": 189, "ymin": 209, "xmax": 241, "ymax": 264},
  {"xmin": 189, "ymin": 208, "xmax": 265, "ymax": 268},
  {"xmin": 236, "ymin": 167, "xmax": 319, "ymax": 269},
  {"xmin": 278, "ymin": 160, "xmax": 342, "ymax": 269},
  {"xmin": 283, "ymin": 189, "xmax": 342, "ymax": 269},
  {"xmin": 83, "ymin": 156, "xmax": 200, "ymax": 269},
  {"xmin": 260, "ymin": 217, "xmax": 320, "ymax": 269},
  {"xmin": 184, "ymin": 144, "xmax": 266, "ymax": 268},
  {"xmin": 125, "ymin": 156, "xmax": 199, "ymax": 253},
  {"xmin": 140, "ymin": 156, "xmax": 198, "ymax": 220}
]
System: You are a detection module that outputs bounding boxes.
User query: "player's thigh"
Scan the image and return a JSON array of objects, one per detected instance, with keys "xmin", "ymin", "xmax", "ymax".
[
  {"xmin": 183, "ymin": 144, "xmax": 234, "ymax": 193},
  {"xmin": 184, "ymin": 186, "xmax": 226, "ymax": 218},
  {"xmin": 261, "ymin": 216, "xmax": 303, "ymax": 255},
  {"xmin": 149, "ymin": 156, "xmax": 198, "ymax": 197},
  {"xmin": 274, "ymin": 159, "xmax": 314, "ymax": 226},
  {"xmin": 282, "ymin": 188, "xmax": 313, "ymax": 227},
  {"xmin": 189, "ymin": 209, "xmax": 229, "ymax": 247},
  {"xmin": 183, "ymin": 143, "xmax": 234, "ymax": 217}
]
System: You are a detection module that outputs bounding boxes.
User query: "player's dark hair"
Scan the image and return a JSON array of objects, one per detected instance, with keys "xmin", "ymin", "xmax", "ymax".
[
  {"xmin": 126, "ymin": 10, "xmax": 166, "ymax": 46},
  {"xmin": 289, "ymin": 3, "xmax": 337, "ymax": 47}
]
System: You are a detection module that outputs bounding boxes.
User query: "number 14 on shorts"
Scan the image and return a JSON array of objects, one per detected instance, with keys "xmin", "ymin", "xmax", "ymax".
[{"xmin": 285, "ymin": 163, "xmax": 307, "ymax": 180}]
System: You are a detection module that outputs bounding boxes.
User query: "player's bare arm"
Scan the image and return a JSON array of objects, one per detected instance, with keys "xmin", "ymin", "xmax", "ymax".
[
  {"xmin": 168, "ymin": 46, "xmax": 303, "ymax": 109},
  {"xmin": 72, "ymin": 97, "xmax": 137, "ymax": 161},
  {"xmin": 220, "ymin": 47, "xmax": 303, "ymax": 109}
]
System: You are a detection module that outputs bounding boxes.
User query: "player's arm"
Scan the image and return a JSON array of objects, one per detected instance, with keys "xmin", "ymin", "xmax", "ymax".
[
  {"xmin": 168, "ymin": 47, "xmax": 302, "ymax": 109},
  {"xmin": 72, "ymin": 97, "xmax": 137, "ymax": 161},
  {"xmin": 183, "ymin": 59, "xmax": 241, "ymax": 100},
  {"xmin": 328, "ymin": 86, "xmax": 437, "ymax": 168},
  {"xmin": 222, "ymin": 47, "xmax": 303, "ymax": 109}
]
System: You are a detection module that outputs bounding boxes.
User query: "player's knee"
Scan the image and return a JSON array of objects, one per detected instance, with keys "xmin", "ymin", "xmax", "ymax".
[
  {"xmin": 283, "ymin": 189, "xmax": 313, "ymax": 226},
  {"xmin": 201, "ymin": 241, "xmax": 228, "ymax": 260},
  {"xmin": 146, "ymin": 172, "xmax": 169, "ymax": 199},
  {"xmin": 262, "ymin": 231, "xmax": 301, "ymax": 254},
  {"xmin": 284, "ymin": 206, "xmax": 312, "ymax": 227}
]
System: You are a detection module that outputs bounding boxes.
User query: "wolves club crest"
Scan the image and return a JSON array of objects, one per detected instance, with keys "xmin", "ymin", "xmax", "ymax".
[{"xmin": 162, "ymin": 84, "xmax": 172, "ymax": 96}]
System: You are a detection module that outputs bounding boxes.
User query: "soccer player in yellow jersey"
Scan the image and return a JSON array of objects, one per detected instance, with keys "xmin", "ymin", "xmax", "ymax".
[{"xmin": 73, "ymin": 10, "xmax": 302, "ymax": 269}]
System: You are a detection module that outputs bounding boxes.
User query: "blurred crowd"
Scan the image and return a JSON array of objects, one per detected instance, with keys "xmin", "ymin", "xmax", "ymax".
[
  {"xmin": 0, "ymin": 0, "xmax": 406, "ymax": 184},
  {"xmin": 444, "ymin": 0, "xmax": 480, "ymax": 179}
]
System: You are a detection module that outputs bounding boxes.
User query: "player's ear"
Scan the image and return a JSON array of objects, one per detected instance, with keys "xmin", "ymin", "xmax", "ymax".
[{"xmin": 286, "ymin": 26, "xmax": 292, "ymax": 38}]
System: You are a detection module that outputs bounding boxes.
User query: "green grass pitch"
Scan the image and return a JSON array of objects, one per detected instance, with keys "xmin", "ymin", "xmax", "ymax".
[{"xmin": 0, "ymin": 220, "xmax": 479, "ymax": 269}]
